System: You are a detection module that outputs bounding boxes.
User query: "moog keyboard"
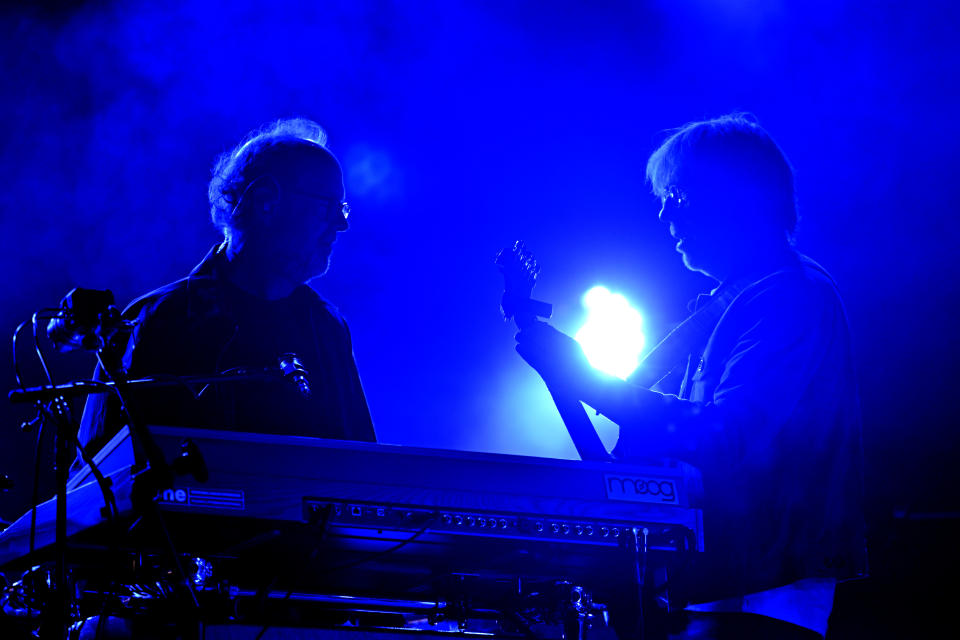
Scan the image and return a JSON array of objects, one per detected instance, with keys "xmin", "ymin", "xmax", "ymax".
[
  {"xmin": 0, "ymin": 426, "xmax": 704, "ymax": 638},
  {"xmin": 0, "ymin": 425, "xmax": 703, "ymax": 569}
]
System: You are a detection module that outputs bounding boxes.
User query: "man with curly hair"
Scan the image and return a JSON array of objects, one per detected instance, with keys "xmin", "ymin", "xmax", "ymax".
[{"xmin": 77, "ymin": 118, "xmax": 376, "ymax": 455}]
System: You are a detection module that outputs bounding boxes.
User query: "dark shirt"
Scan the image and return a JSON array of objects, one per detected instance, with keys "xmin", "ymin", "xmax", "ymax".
[
  {"xmin": 613, "ymin": 252, "xmax": 866, "ymax": 604},
  {"xmin": 76, "ymin": 244, "xmax": 376, "ymax": 458}
]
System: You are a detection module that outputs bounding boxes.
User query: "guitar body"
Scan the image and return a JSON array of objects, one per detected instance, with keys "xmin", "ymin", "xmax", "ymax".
[{"xmin": 496, "ymin": 242, "xmax": 612, "ymax": 462}]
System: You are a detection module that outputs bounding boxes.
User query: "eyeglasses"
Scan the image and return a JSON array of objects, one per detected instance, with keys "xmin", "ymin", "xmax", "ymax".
[
  {"xmin": 661, "ymin": 186, "xmax": 689, "ymax": 210},
  {"xmin": 323, "ymin": 200, "xmax": 351, "ymax": 221},
  {"xmin": 286, "ymin": 186, "xmax": 351, "ymax": 221}
]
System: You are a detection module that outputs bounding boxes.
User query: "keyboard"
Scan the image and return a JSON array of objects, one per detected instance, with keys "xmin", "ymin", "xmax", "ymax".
[{"xmin": 0, "ymin": 425, "xmax": 704, "ymax": 575}]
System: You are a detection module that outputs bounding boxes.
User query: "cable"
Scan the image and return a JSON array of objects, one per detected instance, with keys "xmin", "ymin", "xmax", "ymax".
[
  {"xmin": 631, "ymin": 527, "xmax": 648, "ymax": 640},
  {"xmin": 31, "ymin": 310, "xmax": 57, "ymax": 386},
  {"xmin": 28, "ymin": 421, "xmax": 45, "ymax": 555},
  {"xmin": 253, "ymin": 517, "xmax": 437, "ymax": 640},
  {"xmin": 13, "ymin": 309, "xmax": 134, "ymax": 635},
  {"xmin": 12, "ymin": 309, "xmax": 59, "ymax": 390},
  {"xmin": 17, "ymin": 322, "xmax": 133, "ymax": 553},
  {"xmin": 145, "ymin": 502, "xmax": 205, "ymax": 640},
  {"xmin": 314, "ymin": 520, "xmax": 436, "ymax": 577},
  {"xmin": 65, "ymin": 368, "xmax": 206, "ymax": 581},
  {"xmin": 153, "ymin": 507, "xmax": 199, "ymax": 610},
  {"xmin": 50, "ymin": 370, "xmax": 167, "ymax": 530},
  {"xmin": 93, "ymin": 353, "xmax": 140, "ymax": 429},
  {"xmin": 37, "ymin": 402, "xmax": 119, "ymax": 523},
  {"xmin": 13, "ymin": 319, "xmax": 30, "ymax": 391},
  {"xmin": 252, "ymin": 504, "xmax": 336, "ymax": 640},
  {"xmin": 196, "ymin": 366, "xmax": 249, "ymax": 399},
  {"xmin": 16, "ymin": 309, "xmax": 60, "ymax": 557},
  {"xmin": 151, "ymin": 373, "xmax": 204, "ymax": 400}
]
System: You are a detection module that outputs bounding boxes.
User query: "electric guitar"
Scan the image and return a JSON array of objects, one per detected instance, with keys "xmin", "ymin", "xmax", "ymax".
[{"xmin": 495, "ymin": 241, "xmax": 612, "ymax": 462}]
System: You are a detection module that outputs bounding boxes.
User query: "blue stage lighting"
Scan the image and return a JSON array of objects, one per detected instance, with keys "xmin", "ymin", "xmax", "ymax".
[{"xmin": 574, "ymin": 286, "xmax": 645, "ymax": 380}]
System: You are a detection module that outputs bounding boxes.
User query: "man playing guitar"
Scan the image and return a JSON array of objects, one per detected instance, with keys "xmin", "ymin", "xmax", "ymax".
[{"xmin": 508, "ymin": 114, "xmax": 865, "ymax": 639}]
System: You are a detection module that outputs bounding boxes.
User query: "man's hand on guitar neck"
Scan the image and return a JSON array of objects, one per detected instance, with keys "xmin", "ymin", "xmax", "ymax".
[
  {"xmin": 515, "ymin": 321, "xmax": 595, "ymax": 393},
  {"xmin": 514, "ymin": 321, "xmax": 617, "ymax": 462},
  {"xmin": 515, "ymin": 320, "xmax": 669, "ymax": 430}
]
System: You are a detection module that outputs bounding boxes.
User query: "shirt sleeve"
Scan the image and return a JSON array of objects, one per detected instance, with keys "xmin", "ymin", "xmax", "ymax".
[
  {"xmin": 340, "ymin": 319, "xmax": 377, "ymax": 443},
  {"xmin": 608, "ymin": 273, "xmax": 842, "ymax": 467}
]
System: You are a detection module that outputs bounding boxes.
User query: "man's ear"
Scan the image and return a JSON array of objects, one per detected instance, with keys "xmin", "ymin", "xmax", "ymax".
[
  {"xmin": 247, "ymin": 175, "xmax": 282, "ymax": 213},
  {"xmin": 232, "ymin": 175, "xmax": 281, "ymax": 224}
]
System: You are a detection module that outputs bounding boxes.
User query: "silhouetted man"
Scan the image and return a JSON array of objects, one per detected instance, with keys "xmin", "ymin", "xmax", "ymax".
[
  {"xmin": 515, "ymin": 114, "xmax": 865, "ymax": 639},
  {"xmin": 78, "ymin": 118, "xmax": 376, "ymax": 458}
]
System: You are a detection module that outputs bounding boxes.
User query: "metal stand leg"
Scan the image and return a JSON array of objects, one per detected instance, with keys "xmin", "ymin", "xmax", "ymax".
[
  {"xmin": 48, "ymin": 400, "xmax": 72, "ymax": 640},
  {"xmin": 630, "ymin": 527, "xmax": 649, "ymax": 640}
]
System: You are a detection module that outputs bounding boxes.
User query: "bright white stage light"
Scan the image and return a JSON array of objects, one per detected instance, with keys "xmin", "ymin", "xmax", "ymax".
[{"xmin": 574, "ymin": 286, "xmax": 645, "ymax": 380}]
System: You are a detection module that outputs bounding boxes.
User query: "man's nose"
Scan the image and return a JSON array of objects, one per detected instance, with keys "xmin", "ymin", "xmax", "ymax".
[{"xmin": 658, "ymin": 203, "xmax": 671, "ymax": 224}]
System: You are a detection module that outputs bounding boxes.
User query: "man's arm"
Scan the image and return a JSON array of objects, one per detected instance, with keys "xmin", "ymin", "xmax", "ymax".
[{"xmin": 516, "ymin": 274, "xmax": 844, "ymax": 466}]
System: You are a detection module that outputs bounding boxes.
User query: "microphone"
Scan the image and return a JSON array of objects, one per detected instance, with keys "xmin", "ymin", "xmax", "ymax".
[
  {"xmin": 278, "ymin": 353, "xmax": 311, "ymax": 398},
  {"xmin": 46, "ymin": 288, "xmax": 124, "ymax": 352}
]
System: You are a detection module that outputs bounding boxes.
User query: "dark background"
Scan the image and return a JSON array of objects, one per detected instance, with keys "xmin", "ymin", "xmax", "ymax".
[{"xmin": 2, "ymin": 0, "xmax": 959, "ymax": 630}]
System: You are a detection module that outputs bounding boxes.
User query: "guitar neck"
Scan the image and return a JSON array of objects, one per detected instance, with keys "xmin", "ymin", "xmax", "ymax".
[
  {"xmin": 512, "ymin": 314, "xmax": 612, "ymax": 463},
  {"xmin": 545, "ymin": 385, "xmax": 613, "ymax": 462},
  {"xmin": 498, "ymin": 242, "xmax": 612, "ymax": 463}
]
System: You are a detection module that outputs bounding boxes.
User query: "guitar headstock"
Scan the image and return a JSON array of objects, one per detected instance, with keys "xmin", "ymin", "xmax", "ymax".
[
  {"xmin": 495, "ymin": 240, "xmax": 541, "ymax": 302},
  {"xmin": 495, "ymin": 240, "xmax": 551, "ymax": 323}
]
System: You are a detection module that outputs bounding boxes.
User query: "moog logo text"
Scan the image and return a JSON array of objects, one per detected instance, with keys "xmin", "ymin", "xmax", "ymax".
[{"xmin": 604, "ymin": 474, "xmax": 678, "ymax": 504}]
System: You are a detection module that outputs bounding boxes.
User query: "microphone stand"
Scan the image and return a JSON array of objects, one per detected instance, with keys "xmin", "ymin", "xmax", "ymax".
[
  {"xmin": 7, "ymin": 367, "xmax": 290, "ymax": 640},
  {"xmin": 10, "ymin": 287, "xmax": 314, "ymax": 637},
  {"xmin": 51, "ymin": 399, "xmax": 71, "ymax": 640},
  {"xmin": 9, "ymin": 369, "xmax": 286, "ymax": 406}
]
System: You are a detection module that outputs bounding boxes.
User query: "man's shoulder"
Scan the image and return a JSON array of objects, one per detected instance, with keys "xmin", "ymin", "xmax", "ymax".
[
  {"xmin": 299, "ymin": 284, "xmax": 350, "ymax": 332},
  {"xmin": 122, "ymin": 245, "xmax": 224, "ymax": 321},
  {"xmin": 710, "ymin": 255, "xmax": 851, "ymax": 347},
  {"xmin": 122, "ymin": 276, "xmax": 197, "ymax": 320},
  {"xmin": 126, "ymin": 277, "xmax": 344, "ymax": 316},
  {"xmin": 737, "ymin": 254, "xmax": 845, "ymax": 314}
]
